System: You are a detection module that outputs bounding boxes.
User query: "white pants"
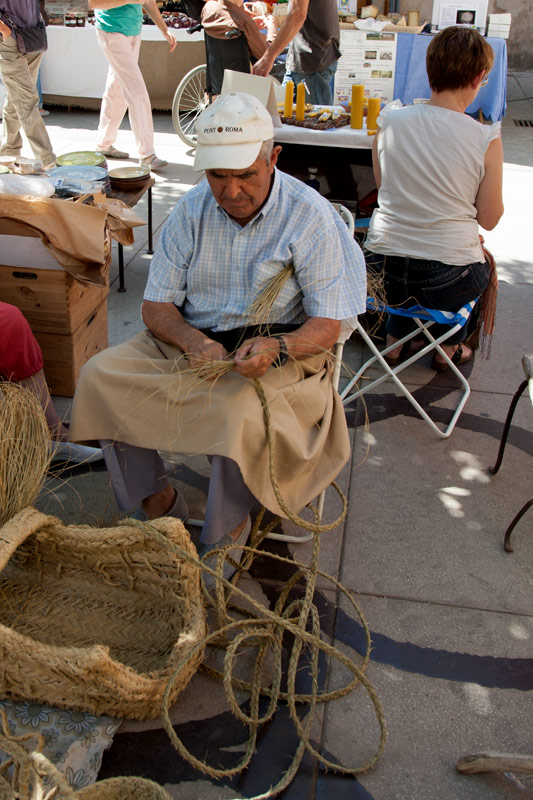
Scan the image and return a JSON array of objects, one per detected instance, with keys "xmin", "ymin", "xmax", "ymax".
[{"xmin": 95, "ymin": 29, "xmax": 155, "ymax": 159}]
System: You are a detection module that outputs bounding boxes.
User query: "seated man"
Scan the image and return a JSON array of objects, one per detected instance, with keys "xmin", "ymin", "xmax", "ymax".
[{"xmin": 69, "ymin": 92, "xmax": 366, "ymax": 577}]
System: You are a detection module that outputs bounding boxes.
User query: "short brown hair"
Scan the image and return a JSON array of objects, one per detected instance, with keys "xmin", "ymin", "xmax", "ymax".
[{"xmin": 426, "ymin": 27, "xmax": 494, "ymax": 93}]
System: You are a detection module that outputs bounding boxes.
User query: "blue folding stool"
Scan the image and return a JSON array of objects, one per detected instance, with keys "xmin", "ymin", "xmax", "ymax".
[{"xmin": 340, "ymin": 299, "xmax": 477, "ymax": 438}]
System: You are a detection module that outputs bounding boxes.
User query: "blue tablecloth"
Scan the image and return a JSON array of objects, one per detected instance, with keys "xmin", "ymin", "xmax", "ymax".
[{"xmin": 393, "ymin": 34, "xmax": 507, "ymax": 122}]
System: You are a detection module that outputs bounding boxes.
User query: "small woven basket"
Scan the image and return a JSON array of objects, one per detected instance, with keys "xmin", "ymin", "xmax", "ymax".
[{"xmin": 0, "ymin": 507, "xmax": 205, "ymax": 720}]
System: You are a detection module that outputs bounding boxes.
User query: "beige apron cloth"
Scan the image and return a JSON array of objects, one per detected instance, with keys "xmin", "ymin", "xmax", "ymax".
[{"xmin": 70, "ymin": 331, "xmax": 350, "ymax": 518}]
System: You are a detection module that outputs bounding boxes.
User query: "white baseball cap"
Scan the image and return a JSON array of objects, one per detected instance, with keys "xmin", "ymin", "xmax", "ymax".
[{"xmin": 193, "ymin": 92, "xmax": 274, "ymax": 171}]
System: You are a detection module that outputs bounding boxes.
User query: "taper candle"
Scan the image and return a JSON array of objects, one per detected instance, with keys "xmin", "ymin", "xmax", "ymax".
[
  {"xmin": 350, "ymin": 84, "xmax": 364, "ymax": 129},
  {"xmin": 283, "ymin": 81, "xmax": 294, "ymax": 118},
  {"xmin": 295, "ymin": 82, "xmax": 305, "ymax": 121},
  {"xmin": 367, "ymin": 97, "xmax": 380, "ymax": 131}
]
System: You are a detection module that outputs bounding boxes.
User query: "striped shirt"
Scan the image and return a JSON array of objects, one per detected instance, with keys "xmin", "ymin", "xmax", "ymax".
[{"xmin": 144, "ymin": 169, "xmax": 367, "ymax": 331}]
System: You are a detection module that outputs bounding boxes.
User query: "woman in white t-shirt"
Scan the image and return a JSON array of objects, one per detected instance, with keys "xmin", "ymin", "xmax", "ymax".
[{"xmin": 364, "ymin": 26, "xmax": 503, "ymax": 370}]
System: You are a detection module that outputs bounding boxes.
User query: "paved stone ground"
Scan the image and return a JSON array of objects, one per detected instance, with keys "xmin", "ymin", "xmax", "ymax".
[{"xmin": 29, "ymin": 73, "xmax": 533, "ymax": 799}]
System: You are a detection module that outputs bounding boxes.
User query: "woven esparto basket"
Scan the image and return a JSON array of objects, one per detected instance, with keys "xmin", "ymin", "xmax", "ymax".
[{"xmin": 0, "ymin": 507, "xmax": 205, "ymax": 720}]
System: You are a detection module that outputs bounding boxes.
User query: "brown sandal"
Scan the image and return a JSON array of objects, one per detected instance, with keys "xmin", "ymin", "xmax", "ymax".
[
  {"xmin": 384, "ymin": 341, "xmax": 411, "ymax": 367},
  {"xmin": 384, "ymin": 339, "xmax": 425, "ymax": 367},
  {"xmin": 431, "ymin": 345, "xmax": 472, "ymax": 372}
]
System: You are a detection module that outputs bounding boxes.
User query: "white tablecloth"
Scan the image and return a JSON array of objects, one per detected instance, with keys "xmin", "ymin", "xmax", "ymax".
[
  {"xmin": 40, "ymin": 25, "xmax": 204, "ymax": 99},
  {"xmin": 274, "ymin": 120, "xmax": 372, "ymax": 149}
]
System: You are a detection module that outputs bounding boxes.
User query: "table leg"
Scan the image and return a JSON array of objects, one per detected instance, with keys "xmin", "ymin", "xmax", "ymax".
[
  {"xmin": 148, "ymin": 185, "xmax": 153, "ymax": 255},
  {"xmin": 118, "ymin": 242, "xmax": 126, "ymax": 292}
]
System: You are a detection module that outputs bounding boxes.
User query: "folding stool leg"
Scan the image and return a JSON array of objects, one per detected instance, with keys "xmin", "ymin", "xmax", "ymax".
[{"xmin": 341, "ymin": 319, "xmax": 471, "ymax": 438}]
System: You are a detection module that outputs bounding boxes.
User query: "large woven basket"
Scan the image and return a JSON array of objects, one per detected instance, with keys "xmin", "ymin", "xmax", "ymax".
[{"xmin": 0, "ymin": 507, "xmax": 205, "ymax": 720}]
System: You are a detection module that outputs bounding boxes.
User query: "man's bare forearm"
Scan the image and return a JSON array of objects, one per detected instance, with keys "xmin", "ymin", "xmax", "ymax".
[
  {"xmin": 142, "ymin": 300, "xmax": 207, "ymax": 350},
  {"xmin": 233, "ymin": 317, "xmax": 341, "ymax": 378},
  {"xmin": 284, "ymin": 317, "xmax": 340, "ymax": 359},
  {"xmin": 142, "ymin": 301, "xmax": 228, "ymax": 371},
  {"xmin": 251, "ymin": 0, "xmax": 308, "ymax": 76}
]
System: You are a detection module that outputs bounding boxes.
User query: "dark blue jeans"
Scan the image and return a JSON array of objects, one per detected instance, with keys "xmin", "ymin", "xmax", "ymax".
[
  {"xmin": 364, "ymin": 250, "xmax": 490, "ymax": 345},
  {"xmin": 283, "ymin": 62, "xmax": 338, "ymax": 105}
]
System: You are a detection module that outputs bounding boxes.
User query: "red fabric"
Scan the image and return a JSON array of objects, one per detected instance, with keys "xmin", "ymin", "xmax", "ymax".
[{"xmin": 0, "ymin": 302, "xmax": 43, "ymax": 381}]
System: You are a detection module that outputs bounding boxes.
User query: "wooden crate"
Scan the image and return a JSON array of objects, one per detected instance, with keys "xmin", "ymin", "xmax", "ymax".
[
  {"xmin": 33, "ymin": 299, "xmax": 108, "ymax": 398},
  {"xmin": 0, "ymin": 265, "xmax": 109, "ymax": 335}
]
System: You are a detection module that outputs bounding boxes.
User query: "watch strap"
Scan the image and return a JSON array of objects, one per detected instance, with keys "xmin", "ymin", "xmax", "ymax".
[{"xmin": 272, "ymin": 334, "xmax": 289, "ymax": 367}]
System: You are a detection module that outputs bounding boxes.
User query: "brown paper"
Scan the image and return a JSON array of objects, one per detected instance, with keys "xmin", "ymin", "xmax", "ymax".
[{"xmin": 92, "ymin": 197, "xmax": 146, "ymax": 247}]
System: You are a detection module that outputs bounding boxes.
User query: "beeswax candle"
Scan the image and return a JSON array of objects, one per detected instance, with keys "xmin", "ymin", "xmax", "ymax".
[
  {"xmin": 283, "ymin": 81, "xmax": 294, "ymax": 118},
  {"xmin": 350, "ymin": 84, "xmax": 364, "ymax": 129},
  {"xmin": 367, "ymin": 97, "xmax": 380, "ymax": 131},
  {"xmin": 295, "ymin": 82, "xmax": 305, "ymax": 121}
]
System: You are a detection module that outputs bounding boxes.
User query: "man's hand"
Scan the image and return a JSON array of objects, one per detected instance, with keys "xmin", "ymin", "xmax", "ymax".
[
  {"xmin": 251, "ymin": 0, "xmax": 308, "ymax": 77},
  {"xmin": 233, "ymin": 337, "xmax": 279, "ymax": 378},
  {"xmin": 0, "ymin": 20, "xmax": 12, "ymax": 39},
  {"xmin": 251, "ymin": 52, "xmax": 276, "ymax": 78},
  {"xmin": 184, "ymin": 337, "xmax": 228, "ymax": 374}
]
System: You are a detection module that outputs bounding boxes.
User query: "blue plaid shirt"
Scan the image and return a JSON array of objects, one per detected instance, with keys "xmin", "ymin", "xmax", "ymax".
[{"xmin": 144, "ymin": 169, "xmax": 367, "ymax": 331}]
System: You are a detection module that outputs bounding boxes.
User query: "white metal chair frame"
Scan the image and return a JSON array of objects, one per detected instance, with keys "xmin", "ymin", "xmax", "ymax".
[{"xmin": 340, "ymin": 299, "xmax": 477, "ymax": 439}]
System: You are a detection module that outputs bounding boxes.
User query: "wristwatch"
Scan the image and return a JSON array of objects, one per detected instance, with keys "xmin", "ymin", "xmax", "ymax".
[{"xmin": 272, "ymin": 334, "xmax": 290, "ymax": 367}]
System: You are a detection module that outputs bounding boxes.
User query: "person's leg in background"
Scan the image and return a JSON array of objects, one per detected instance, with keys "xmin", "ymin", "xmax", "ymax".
[
  {"xmin": 95, "ymin": 29, "xmax": 166, "ymax": 167},
  {"xmin": 283, "ymin": 62, "xmax": 337, "ymax": 105},
  {"xmin": 382, "ymin": 257, "xmax": 490, "ymax": 367},
  {"xmin": 0, "ymin": 38, "xmax": 55, "ymax": 164},
  {"xmin": 95, "ymin": 28, "xmax": 131, "ymax": 158},
  {"xmin": 36, "ymin": 69, "xmax": 49, "ymax": 116},
  {"xmin": 0, "ymin": 37, "xmax": 55, "ymax": 165}
]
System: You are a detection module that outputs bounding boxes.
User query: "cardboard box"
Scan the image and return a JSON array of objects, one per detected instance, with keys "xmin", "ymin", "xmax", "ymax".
[
  {"xmin": 0, "ymin": 264, "xmax": 109, "ymax": 335},
  {"xmin": 33, "ymin": 299, "xmax": 108, "ymax": 397},
  {"xmin": 487, "ymin": 23, "xmax": 511, "ymax": 32},
  {"xmin": 488, "ymin": 13, "xmax": 511, "ymax": 23}
]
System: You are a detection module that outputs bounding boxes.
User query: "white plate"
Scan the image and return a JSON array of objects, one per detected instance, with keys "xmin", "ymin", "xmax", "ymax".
[
  {"xmin": 0, "ymin": 174, "xmax": 55, "ymax": 197},
  {"xmin": 47, "ymin": 165, "xmax": 108, "ymax": 181}
]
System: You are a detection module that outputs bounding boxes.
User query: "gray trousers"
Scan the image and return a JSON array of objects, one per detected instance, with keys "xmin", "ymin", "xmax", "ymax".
[
  {"xmin": 0, "ymin": 36, "xmax": 55, "ymax": 163},
  {"xmin": 101, "ymin": 441, "xmax": 256, "ymax": 545}
]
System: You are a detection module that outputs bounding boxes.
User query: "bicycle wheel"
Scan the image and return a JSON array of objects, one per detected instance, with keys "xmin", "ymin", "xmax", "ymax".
[{"xmin": 172, "ymin": 64, "xmax": 208, "ymax": 147}]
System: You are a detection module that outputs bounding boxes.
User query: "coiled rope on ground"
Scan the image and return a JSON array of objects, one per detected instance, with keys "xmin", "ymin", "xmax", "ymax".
[{"xmin": 149, "ymin": 374, "xmax": 387, "ymax": 798}]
